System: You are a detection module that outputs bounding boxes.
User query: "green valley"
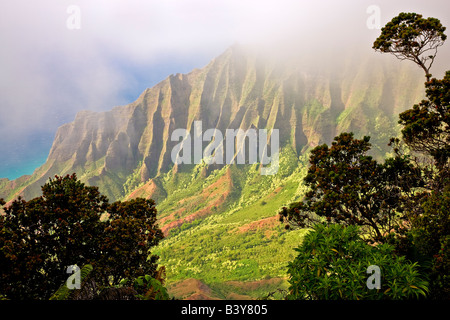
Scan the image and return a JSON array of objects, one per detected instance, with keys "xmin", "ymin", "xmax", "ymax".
[{"xmin": 0, "ymin": 44, "xmax": 431, "ymax": 299}]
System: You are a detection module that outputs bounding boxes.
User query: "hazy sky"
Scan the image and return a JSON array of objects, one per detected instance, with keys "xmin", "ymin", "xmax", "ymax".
[{"xmin": 1, "ymin": 0, "xmax": 449, "ymax": 179}]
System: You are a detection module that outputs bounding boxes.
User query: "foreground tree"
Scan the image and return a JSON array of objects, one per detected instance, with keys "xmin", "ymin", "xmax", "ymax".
[
  {"xmin": 373, "ymin": 12, "xmax": 447, "ymax": 81},
  {"xmin": 279, "ymin": 133, "xmax": 419, "ymax": 243},
  {"xmin": 398, "ymin": 71, "xmax": 450, "ymax": 182},
  {"xmin": 0, "ymin": 174, "xmax": 164, "ymax": 300},
  {"xmin": 375, "ymin": 14, "xmax": 449, "ymax": 299},
  {"xmin": 96, "ymin": 198, "xmax": 164, "ymax": 287}
]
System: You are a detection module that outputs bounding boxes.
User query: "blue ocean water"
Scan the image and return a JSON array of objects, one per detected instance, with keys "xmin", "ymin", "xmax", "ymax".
[
  {"xmin": 0, "ymin": 132, "xmax": 53, "ymax": 180},
  {"xmin": 0, "ymin": 51, "xmax": 221, "ymax": 181},
  {"xmin": 0, "ymin": 156, "xmax": 48, "ymax": 180}
]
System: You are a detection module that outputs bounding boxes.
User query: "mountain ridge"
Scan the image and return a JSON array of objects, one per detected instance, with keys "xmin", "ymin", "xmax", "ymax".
[{"xmin": 0, "ymin": 45, "xmax": 426, "ymax": 204}]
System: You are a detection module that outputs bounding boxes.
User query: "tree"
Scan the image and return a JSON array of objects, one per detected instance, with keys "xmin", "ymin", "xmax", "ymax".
[
  {"xmin": 376, "ymin": 14, "xmax": 449, "ymax": 299},
  {"xmin": 281, "ymin": 10, "xmax": 449, "ymax": 301},
  {"xmin": 287, "ymin": 224, "xmax": 428, "ymax": 300},
  {"xmin": 398, "ymin": 71, "xmax": 450, "ymax": 180},
  {"xmin": 408, "ymin": 185, "xmax": 450, "ymax": 299},
  {"xmin": 96, "ymin": 198, "xmax": 164, "ymax": 287},
  {"xmin": 279, "ymin": 132, "xmax": 419, "ymax": 243},
  {"xmin": 0, "ymin": 174, "xmax": 108, "ymax": 299},
  {"xmin": 373, "ymin": 12, "xmax": 447, "ymax": 81},
  {"xmin": 0, "ymin": 174, "xmax": 164, "ymax": 300}
]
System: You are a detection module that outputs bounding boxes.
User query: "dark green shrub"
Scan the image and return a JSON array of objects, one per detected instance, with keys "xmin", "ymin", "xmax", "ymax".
[{"xmin": 411, "ymin": 186, "xmax": 450, "ymax": 299}]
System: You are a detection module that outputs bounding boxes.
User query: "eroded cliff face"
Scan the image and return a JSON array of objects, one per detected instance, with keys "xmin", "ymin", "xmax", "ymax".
[{"xmin": 0, "ymin": 45, "xmax": 425, "ymax": 202}]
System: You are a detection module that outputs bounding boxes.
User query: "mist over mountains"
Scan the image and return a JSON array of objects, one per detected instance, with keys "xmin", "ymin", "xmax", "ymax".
[
  {"xmin": 2, "ymin": 0, "xmax": 450, "ymax": 181},
  {"xmin": 1, "ymin": 43, "xmax": 428, "ymax": 204}
]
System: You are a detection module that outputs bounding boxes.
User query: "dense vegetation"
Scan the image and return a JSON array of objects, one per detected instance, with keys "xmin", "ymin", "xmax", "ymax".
[
  {"xmin": 286, "ymin": 224, "xmax": 428, "ymax": 300},
  {"xmin": 0, "ymin": 174, "xmax": 167, "ymax": 300},
  {"xmin": 279, "ymin": 132, "xmax": 421, "ymax": 242},
  {"xmin": 281, "ymin": 12, "xmax": 449, "ymax": 300},
  {"xmin": 153, "ymin": 148, "xmax": 309, "ymax": 298}
]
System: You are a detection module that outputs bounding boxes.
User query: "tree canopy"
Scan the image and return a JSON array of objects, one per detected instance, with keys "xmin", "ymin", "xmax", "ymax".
[
  {"xmin": 0, "ymin": 174, "xmax": 164, "ymax": 300},
  {"xmin": 398, "ymin": 70, "xmax": 450, "ymax": 178},
  {"xmin": 279, "ymin": 132, "xmax": 419, "ymax": 243}
]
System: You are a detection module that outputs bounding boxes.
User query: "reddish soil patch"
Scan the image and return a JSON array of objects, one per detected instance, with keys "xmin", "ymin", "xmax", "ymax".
[
  {"xmin": 160, "ymin": 168, "xmax": 233, "ymax": 235},
  {"xmin": 226, "ymin": 292, "xmax": 254, "ymax": 300},
  {"xmin": 225, "ymin": 277, "xmax": 286, "ymax": 291},
  {"xmin": 168, "ymin": 277, "xmax": 287, "ymax": 300},
  {"xmin": 159, "ymin": 207, "xmax": 187, "ymax": 226},
  {"xmin": 167, "ymin": 278, "xmax": 219, "ymax": 300},
  {"xmin": 265, "ymin": 186, "xmax": 283, "ymax": 200},
  {"xmin": 127, "ymin": 179, "xmax": 158, "ymax": 200},
  {"xmin": 235, "ymin": 216, "xmax": 279, "ymax": 235}
]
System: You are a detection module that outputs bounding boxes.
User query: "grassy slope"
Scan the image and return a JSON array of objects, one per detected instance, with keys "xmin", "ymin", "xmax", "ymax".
[{"xmin": 151, "ymin": 144, "xmax": 311, "ymax": 299}]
